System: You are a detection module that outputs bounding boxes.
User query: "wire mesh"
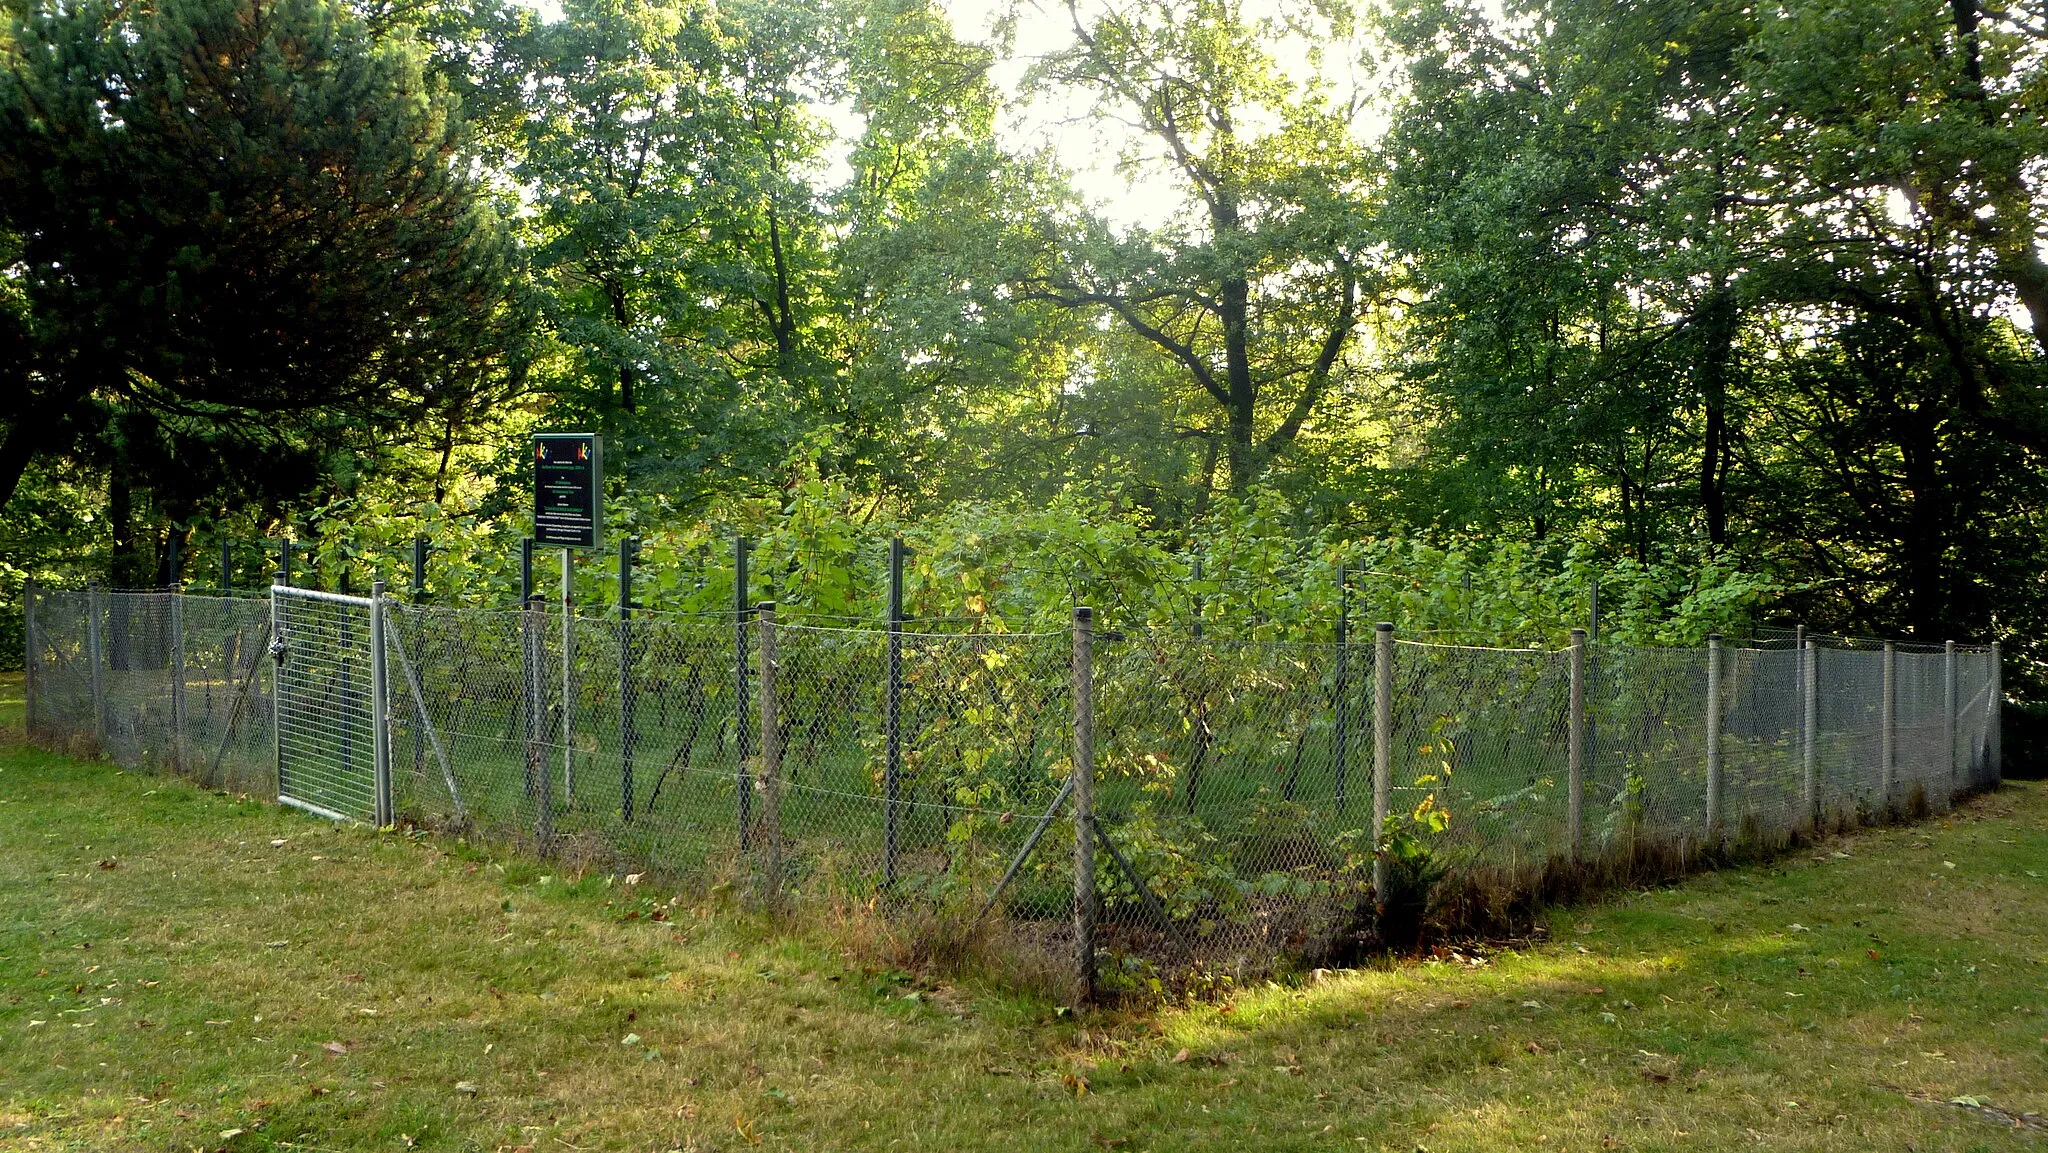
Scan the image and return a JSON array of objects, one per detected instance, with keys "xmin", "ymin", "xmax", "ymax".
[
  {"xmin": 177, "ymin": 593, "xmax": 275, "ymax": 792},
  {"xmin": 273, "ymin": 588, "xmax": 379, "ymax": 823},
  {"xmin": 20, "ymin": 587, "xmax": 2009, "ymax": 987}
]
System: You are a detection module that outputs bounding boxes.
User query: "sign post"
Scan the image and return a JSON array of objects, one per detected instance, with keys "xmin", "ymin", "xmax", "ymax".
[{"xmin": 534, "ymin": 433, "xmax": 603, "ymax": 810}]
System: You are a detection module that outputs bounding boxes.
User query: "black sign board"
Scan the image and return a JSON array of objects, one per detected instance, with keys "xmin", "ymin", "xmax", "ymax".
[{"xmin": 533, "ymin": 433, "xmax": 603, "ymax": 548}]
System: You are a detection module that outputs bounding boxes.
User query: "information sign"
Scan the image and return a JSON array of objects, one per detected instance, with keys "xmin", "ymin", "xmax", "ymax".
[{"xmin": 533, "ymin": 433, "xmax": 603, "ymax": 548}]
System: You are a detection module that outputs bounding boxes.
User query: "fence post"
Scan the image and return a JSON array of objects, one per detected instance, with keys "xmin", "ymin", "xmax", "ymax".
[
  {"xmin": 560, "ymin": 549, "xmax": 575, "ymax": 806},
  {"xmin": 734, "ymin": 536, "xmax": 753, "ymax": 851},
  {"xmin": 278, "ymin": 539, "xmax": 293, "ymax": 589},
  {"xmin": 1585, "ymin": 579, "xmax": 1601, "ymax": 808},
  {"xmin": 1881, "ymin": 641, "xmax": 1896, "ymax": 815},
  {"xmin": 885, "ymin": 536, "xmax": 908, "ymax": 889},
  {"xmin": 170, "ymin": 586, "xmax": 187, "ymax": 770},
  {"xmin": 1071, "ymin": 606, "xmax": 1097, "ymax": 1004},
  {"xmin": 757, "ymin": 602, "xmax": 782, "ymax": 913},
  {"xmin": 1990, "ymin": 642, "xmax": 2003, "ymax": 780},
  {"xmin": 22, "ymin": 582, "xmax": 36, "ymax": 735},
  {"xmin": 1801, "ymin": 631, "xmax": 1819, "ymax": 833},
  {"xmin": 1705, "ymin": 633, "xmax": 1723, "ymax": 848},
  {"xmin": 270, "ymin": 578, "xmax": 285, "ymax": 796},
  {"xmin": 1943, "ymin": 640, "xmax": 1957, "ymax": 804},
  {"xmin": 1568, "ymin": 628, "xmax": 1585, "ymax": 860},
  {"xmin": 370, "ymin": 581, "xmax": 393, "ymax": 827},
  {"xmin": 1372, "ymin": 622, "xmax": 1393, "ymax": 903},
  {"xmin": 409, "ymin": 538, "xmax": 427, "ymax": 787},
  {"xmin": 87, "ymin": 580, "xmax": 106, "ymax": 746},
  {"xmin": 1186, "ymin": 557, "xmax": 1210, "ymax": 813},
  {"xmin": 1334, "ymin": 563, "xmax": 1350, "ymax": 812},
  {"xmin": 619, "ymin": 536, "xmax": 638, "ymax": 823},
  {"xmin": 525, "ymin": 594, "xmax": 549, "ymax": 844}
]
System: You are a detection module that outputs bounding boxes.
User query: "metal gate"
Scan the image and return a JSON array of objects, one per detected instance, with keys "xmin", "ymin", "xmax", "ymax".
[{"xmin": 272, "ymin": 585, "xmax": 391, "ymax": 824}]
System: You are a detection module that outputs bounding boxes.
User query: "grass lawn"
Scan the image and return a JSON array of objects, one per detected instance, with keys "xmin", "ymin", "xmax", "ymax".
[{"xmin": 2, "ymin": 670, "xmax": 2045, "ymax": 1152}]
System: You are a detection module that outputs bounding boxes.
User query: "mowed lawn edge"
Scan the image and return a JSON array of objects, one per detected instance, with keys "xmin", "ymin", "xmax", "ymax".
[{"xmin": 2, "ymin": 671, "xmax": 2046, "ymax": 1152}]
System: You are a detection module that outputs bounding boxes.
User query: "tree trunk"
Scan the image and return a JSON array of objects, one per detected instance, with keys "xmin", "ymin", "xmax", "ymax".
[
  {"xmin": 1696, "ymin": 286, "xmax": 1738, "ymax": 548},
  {"xmin": 608, "ymin": 279, "xmax": 636, "ymax": 414},
  {"xmin": 1216, "ymin": 186, "xmax": 1255, "ymax": 491},
  {"xmin": 109, "ymin": 471, "xmax": 139, "ymax": 586},
  {"xmin": 766, "ymin": 204, "xmax": 798, "ymax": 381},
  {"xmin": 1899, "ymin": 402, "xmax": 1946, "ymax": 637}
]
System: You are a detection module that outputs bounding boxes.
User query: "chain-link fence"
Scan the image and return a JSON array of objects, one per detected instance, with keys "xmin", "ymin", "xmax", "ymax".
[{"xmin": 23, "ymin": 584, "xmax": 2003, "ymax": 998}]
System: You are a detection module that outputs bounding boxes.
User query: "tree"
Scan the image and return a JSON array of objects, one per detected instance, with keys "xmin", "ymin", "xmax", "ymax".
[
  {"xmin": 1379, "ymin": 0, "xmax": 2048, "ymax": 654},
  {"xmin": 1020, "ymin": 0, "xmax": 1379, "ymax": 493},
  {"xmin": 0, "ymin": 0, "xmax": 533, "ymax": 534}
]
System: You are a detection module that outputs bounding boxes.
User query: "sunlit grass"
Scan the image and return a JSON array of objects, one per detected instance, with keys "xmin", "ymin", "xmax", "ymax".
[{"xmin": 2, "ymin": 671, "xmax": 2044, "ymax": 1151}]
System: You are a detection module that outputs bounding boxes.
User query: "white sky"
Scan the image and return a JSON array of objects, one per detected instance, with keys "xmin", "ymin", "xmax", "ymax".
[
  {"xmin": 940, "ymin": 0, "xmax": 1385, "ymax": 231},
  {"xmin": 519, "ymin": 0, "xmax": 1386, "ymax": 232}
]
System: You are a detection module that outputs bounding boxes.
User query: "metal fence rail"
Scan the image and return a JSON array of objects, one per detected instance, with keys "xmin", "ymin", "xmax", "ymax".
[{"xmin": 22, "ymin": 584, "xmax": 2002, "ymax": 998}]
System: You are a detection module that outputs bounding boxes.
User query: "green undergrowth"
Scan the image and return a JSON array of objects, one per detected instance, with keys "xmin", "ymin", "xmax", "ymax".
[{"xmin": 2, "ymin": 672, "xmax": 2046, "ymax": 1152}]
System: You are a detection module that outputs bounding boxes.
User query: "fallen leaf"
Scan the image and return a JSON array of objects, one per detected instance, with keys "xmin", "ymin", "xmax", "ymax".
[
  {"xmin": 622, "ymin": 1033, "xmax": 642, "ymax": 1046},
  {"xmin": 321, "ymin": 1041, "xmax": 348, "ymax": 1055},
  {"xmin": 218, "ymin": 1127, "xmax": 244, "ymax": 1140},
  {"xmin": 1526, "ymin": 1041, "xmax": 1545, "ymax": 1054},
  {"xmin": 625, "ymin": 873, "xmax": 644, "ymax": 885},
  {"xmin": 1062, "ymin": 1072, "xmax": 1090, "ymax": 1097},
  {"xmin": 1170, "ymin": 1048, "xmax": 1191, "ymax": 1064},
  {"xmin": 454, "ymin": 1081, "xmax": 479, "ymax": 1096}
]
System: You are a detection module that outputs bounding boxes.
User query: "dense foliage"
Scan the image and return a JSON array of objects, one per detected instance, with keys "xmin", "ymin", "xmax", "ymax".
[{"xmin": 4, "ymin": 0, "xmax": 2043, "ymax": 686}]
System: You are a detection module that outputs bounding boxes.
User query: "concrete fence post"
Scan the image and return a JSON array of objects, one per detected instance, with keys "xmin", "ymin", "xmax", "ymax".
[
  {"xmin": 1705, "ymin": 634, "xmax": 1723, "ymax": 847},
  {"xmin": 886, "ymin": 537, "xmax": 908, "ymax": 888},
  {"xmin": 734, "ymin": 536, "xmax": 753, "ymax": 851},
  {"xmin": 1881, "ymin": 641, "xmax": 1896, "ymax": 814},
  {"xmin": 1372, "ymin": 622, "xmax": 1394, "ymax": 901},
  {"xmin": 1567, "ymin": 628, "xmax": 1585, "ymax": 860},
  {"xmin": 1801, "ymin": 633, "xmax": 1819, "ymax": 832},
  {"xmin": 561, "ymin": 551, "xmax": 575, "ymax": 806},
  {"xmin": 1990, "ymin": 642, "xmax": 2003, "ymax": 781},
  {"xmin": 1071, "ymin": 606, "xmax": 1097, "ymax": 1004},
  {"xmin": 1943, "ymin": 640, "xmax": 1957, "ymax": 804},
  {"xmin": 169, "ymin": 589, "xmax": 187, "ymax": 770},
  {"xmin": 87, "ymin": 580, "xmax": 106, "ymax": 746},
  {"xmin": 1334, "ymin": 564, "xmax": 1350, "ymax": 812},
  {"xmin": 526, "ymin": 593, "xmax": 551, "ymax": 850},
  {"xmin": 618, "ymin": 537, "xmax": 638, "ymax": 823},
  {"xmin": 758, "ymin": 602, "xmax": 783, "ymax": 914}
]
